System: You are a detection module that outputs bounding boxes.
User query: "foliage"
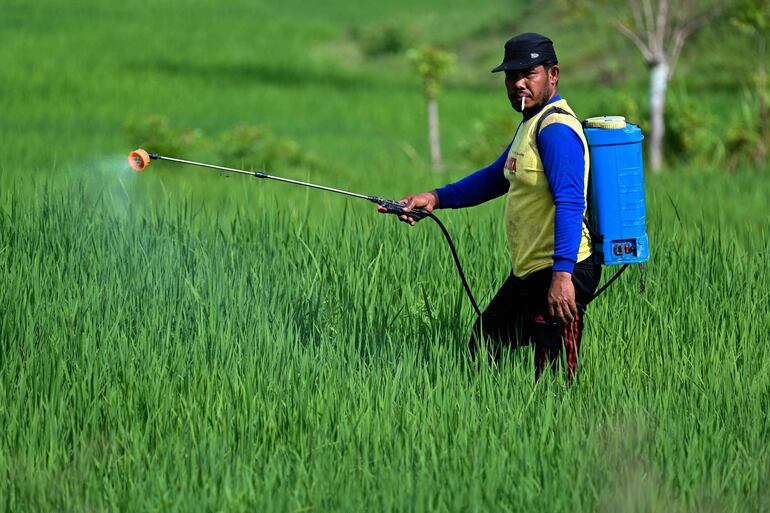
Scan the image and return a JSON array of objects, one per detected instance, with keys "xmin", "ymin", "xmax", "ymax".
[
  {"xmin": 457, "ymin": 114, "xmax": 517, "ymax": 168},
  {"xmin": 731, "ymin": 0, "xmax": 770, "ymax": 33},
  {"xmin": 125, "ymin": 117, "xmax": 323, "ymax": 173},
  {"xmin": 350, "ymin": 22, "xmax": 417, "ymax": 58},
  {"xmin": 216, "ymin": 124, "xmax": 323, "ymax": 171},
  {"xmin": 407, "ymin": 46, "xmax": 457, "ymax": 100},
  {"xmin": 588, "ymin": 89, "xmax": 729, "ymax": 164},
  {"xmin": 724, "ymin": 92, "xmax": 764, "ymax": 168},
  {"xmin": 124, "ymin": 114, "xmax": 208, "ymax": 159},
  {"xmin": 663, "ymin": 87, "xmax": 726, "ymax": 163},
  {"xmin": 730, "ymin": 0, "xmax": 770, "ymax": 163}
]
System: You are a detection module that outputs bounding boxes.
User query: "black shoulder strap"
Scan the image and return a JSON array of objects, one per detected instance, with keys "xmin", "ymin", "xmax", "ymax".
[
  {"xmin": 533, "ymin": 105, "xmax": 604, "ymax": 245},
  {"xmin": 534, "ymin": 106, "xmax": 574, "ymax": 139}
]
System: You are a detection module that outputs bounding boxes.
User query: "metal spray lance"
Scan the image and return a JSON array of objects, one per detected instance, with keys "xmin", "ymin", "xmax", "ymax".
[{"xmin": 127, "ymin": 149, "xmax": 483, "ymax": 317}]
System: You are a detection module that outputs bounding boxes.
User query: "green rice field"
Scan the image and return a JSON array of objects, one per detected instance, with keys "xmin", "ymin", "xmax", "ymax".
[{"xmin": 1, "ymin": 1, "xmax": 769, "ymax": 511}]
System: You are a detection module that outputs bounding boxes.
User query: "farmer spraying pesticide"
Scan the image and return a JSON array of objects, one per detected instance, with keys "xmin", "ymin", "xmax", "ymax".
[
  {"xmin": 129, "ymin": 34, "xmax": 647, "ymax": 383},
  {"xmin": 385, "ymin": 33, "xmax": 647, "ymax": 381}
]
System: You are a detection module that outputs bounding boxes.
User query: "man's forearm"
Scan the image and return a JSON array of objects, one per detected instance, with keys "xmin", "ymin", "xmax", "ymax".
[{"xmin": 552, "ymin": 202, "xmax": 585, "ymax": 273}]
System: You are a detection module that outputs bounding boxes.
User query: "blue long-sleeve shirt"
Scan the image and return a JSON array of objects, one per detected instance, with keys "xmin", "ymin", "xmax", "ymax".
[{"xmin": 435, "ymin": 95, "xmax": 586, "ymax": 273}]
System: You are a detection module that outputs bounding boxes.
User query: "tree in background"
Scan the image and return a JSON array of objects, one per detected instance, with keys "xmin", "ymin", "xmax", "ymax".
[
  {"xmin": 583, "ymin": 0, "xmax": 721, "ymax": 172},
  {"xmin": 407, "ymin": 46, "xmax": 456, "ymax": 171},
  {"xmin": 732, "ymin": 0, "xmax": 770, "ymax": 164}
]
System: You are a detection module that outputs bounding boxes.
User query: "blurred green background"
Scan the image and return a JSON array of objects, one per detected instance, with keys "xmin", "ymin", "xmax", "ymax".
[{"xmin": 3, "ymin": 0, "xmax": 763, "ymax": 183}]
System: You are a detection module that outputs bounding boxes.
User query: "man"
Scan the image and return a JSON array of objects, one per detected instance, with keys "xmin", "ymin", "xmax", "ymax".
[{"xmin": 381, "ymin": 33, "xmax": 601, "ymax": 381}]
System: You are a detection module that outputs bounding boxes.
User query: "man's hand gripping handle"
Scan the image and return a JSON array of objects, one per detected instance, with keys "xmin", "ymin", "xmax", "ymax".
[{"xmin": 370, "ymin": 197, "xmax": 430, "ymax": 222}]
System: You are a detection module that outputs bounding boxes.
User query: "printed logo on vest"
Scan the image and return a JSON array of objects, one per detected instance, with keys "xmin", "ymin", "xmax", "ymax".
[{"xmin": 504, "ymin": 156, "xmax": 517, "ymax": 175}]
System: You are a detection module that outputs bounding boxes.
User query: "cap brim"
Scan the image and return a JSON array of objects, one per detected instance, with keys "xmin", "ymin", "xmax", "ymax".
[{"xmin": 491, "ymin": 59, "xmax": 541, "ymax": 73}]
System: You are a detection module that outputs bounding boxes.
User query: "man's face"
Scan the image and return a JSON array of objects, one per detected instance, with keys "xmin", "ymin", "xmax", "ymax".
[{"xmin": 504, "ymin": 64, "xmax": 559, "ymax": 112}]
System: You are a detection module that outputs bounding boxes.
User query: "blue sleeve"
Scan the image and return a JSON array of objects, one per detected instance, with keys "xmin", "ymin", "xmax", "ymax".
[
  {"xmin": 538, "ymin": 123, "xmax": 586, "ymax": 274},
  {"xmin": 434, "ymin": 143, "xmax": 511, "ymax": 209}
]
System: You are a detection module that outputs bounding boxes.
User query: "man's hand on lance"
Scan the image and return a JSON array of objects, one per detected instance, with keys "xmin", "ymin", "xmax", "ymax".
[{"xmin": 377, "ymin": 191, "xmax": 439, "ymax": 226}]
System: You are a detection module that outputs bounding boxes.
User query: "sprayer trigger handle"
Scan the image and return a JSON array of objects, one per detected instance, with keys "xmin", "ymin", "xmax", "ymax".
[{"xmin": 376, "ymin": 198, "xmax": 429, "ymax": 221}]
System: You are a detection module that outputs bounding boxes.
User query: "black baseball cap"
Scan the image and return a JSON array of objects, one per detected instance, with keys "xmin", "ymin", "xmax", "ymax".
[{"xmin": 491, "ymin": 32, "xmax": 557, "ymax": 73}]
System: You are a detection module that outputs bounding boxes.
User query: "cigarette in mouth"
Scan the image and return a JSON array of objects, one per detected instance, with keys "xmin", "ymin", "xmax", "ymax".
[{"xmin": 521, "ymin": 96, "xmax": 525, "ymax": 111}]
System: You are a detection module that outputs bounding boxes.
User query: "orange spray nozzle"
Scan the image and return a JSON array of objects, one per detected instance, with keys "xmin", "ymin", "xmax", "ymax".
[{"xmin": 128, "ymin": 149, "xmax": 151, "ymax": 171}]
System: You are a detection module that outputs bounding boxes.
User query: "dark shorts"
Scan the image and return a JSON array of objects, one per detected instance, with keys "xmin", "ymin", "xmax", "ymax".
[{"xmin": 469, "ymin": 255, "xmax": 602, "ymax": 380}]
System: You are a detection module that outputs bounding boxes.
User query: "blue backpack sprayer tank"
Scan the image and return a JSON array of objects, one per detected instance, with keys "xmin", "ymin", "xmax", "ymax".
[{"xmin": 583, "ymin": 116, "xmax": 649, "ymax": 266}]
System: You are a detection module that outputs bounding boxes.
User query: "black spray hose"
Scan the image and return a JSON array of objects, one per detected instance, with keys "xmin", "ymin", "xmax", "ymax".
[
  {"xmin": 369, "ymin": 197, "xmax": 481, "ymax": 317},
  {"xmin": 587, "ymin": 264, "xmax": 628, "ymax": 304},
  {"xmin": 425, "ymin": 212, "xmax": 482, "ymax": 318}
]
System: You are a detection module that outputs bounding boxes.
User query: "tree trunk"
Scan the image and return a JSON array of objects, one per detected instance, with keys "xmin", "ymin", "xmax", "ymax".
[
  {"xmin": 649, "ymin": 58, "xmax": 669, "ymax": 173},
  {"xmin": 427, "ymin": 97, "xmax": 442, "ymax": 171},
  {"xmin": 758, "ymin": 35, "xmax": 768, "ymax": 164}
]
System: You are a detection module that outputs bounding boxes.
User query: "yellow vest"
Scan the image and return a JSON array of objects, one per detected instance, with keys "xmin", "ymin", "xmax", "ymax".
[{"xmin": 503, "ymin": 98, "xmax": 592, "ymax": 278}]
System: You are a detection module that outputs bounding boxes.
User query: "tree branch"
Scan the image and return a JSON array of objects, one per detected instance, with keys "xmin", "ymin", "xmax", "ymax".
[
  {"xmin": 629, "ymin": 0, "xmax": 645, "ymax": 34},
  {"xmin": 611, "ymin": 16, "xmax": 655, "ymax": 62},
  {"xmin": 640, "ymin": 0, "xmax": 657, "ymax": 54},
  {"xmin": 656, "ymin": 0, "xmax": 670, "ymax": 57},
  {"xmin": 667, "ymin": 7, "xmax": 720, "ymax": 76}
]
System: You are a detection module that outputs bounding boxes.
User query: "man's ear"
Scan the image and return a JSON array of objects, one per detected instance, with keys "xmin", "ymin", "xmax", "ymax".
[{"xmin": 549, "ymin": 64, "xmax": 560, "ymax": 86}]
